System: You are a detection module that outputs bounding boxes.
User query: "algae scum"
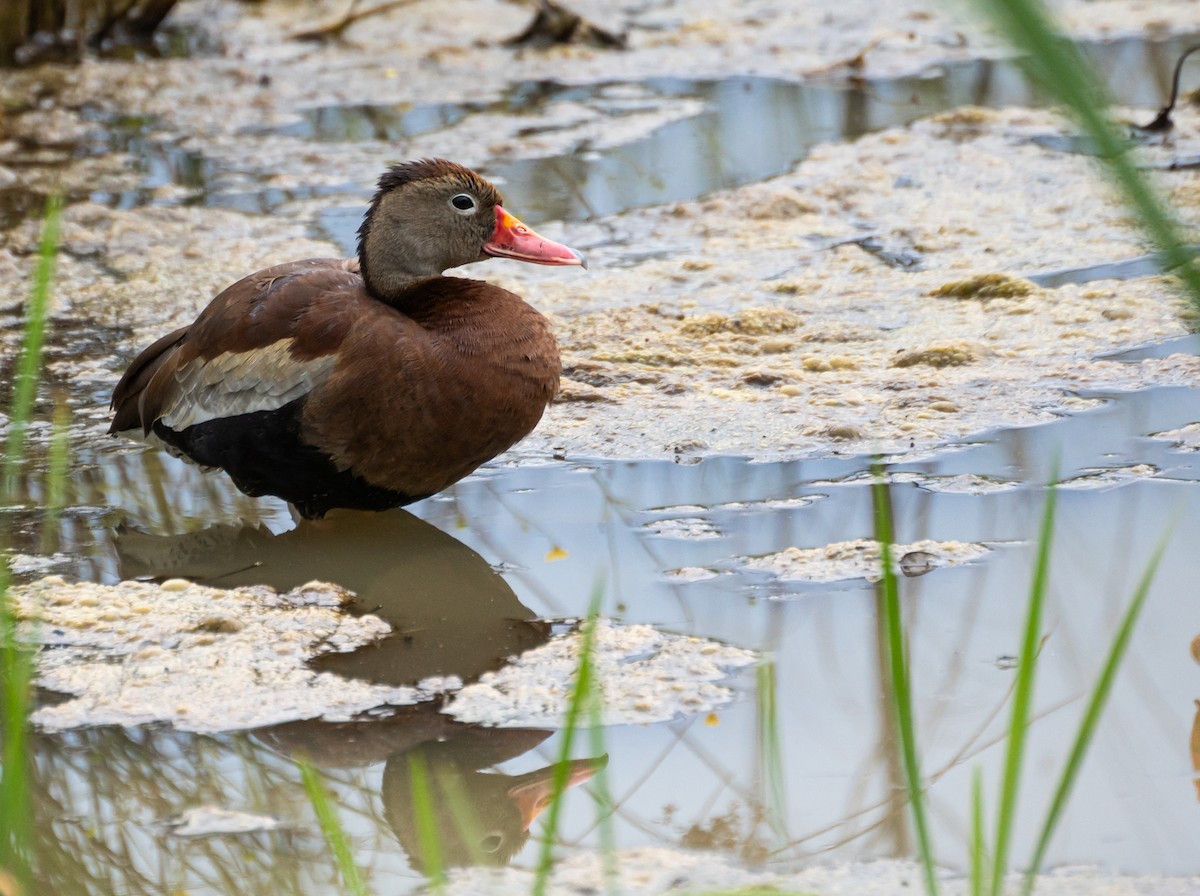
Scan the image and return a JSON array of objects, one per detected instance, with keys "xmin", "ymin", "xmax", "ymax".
[{"xmin": 3, "ymin": 10, "xmax": 1200, "ymax": 896}]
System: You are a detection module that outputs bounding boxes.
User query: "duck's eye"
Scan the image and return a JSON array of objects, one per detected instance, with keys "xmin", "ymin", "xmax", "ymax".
[{"xmin": 450, "ymin": 193, "xmax": 477, "ymax": 214}]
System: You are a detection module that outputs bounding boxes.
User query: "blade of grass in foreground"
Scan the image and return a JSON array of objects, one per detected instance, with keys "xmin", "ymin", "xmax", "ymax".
[
  {"xmin": 870, "ymin": 466, "xmax": 938, "ymax": 896},
  {"xmin": 0, "ymin": 195, "xmax": 62, "ymax": 891},
  {"xmin": 0, "ymin": 562, "xmax": 34, "ymax": 886},
  {"xmin": 39, "ymin": 400, "xmax": 72, "ymax": 554},
  {"xmin": 970, "ymin": 768, "xmax": 985, "ymax": 896},
  {"xmin": 532, "ymin": 587, "xmax": 604, "ymax": 896},
  {"xmin": 297, "ymin": 760, "xmax": 370, "ymax": 896},
  {"xmin": 1020, "ymin": 525, "xmax": 1171, "ymax": 894},
  {"xmin": 3, "ymin": 195, "xmax": 62, "ymax": 498},
  {"xmin": 406, "ymin": 752, "xmax": 446, "ymax": 892},
  {"xmin": 757, "ymin": 659, "xmax": 788, "ymax": 844},
  {"xmin": 977, "ymin": 0, "xmax": 1200, "ymax": 310},
  {"xmin": 585, "ymin": 638, "xmax": 617, "ymax": 895},
  {"xmin": 989, "ymin": 485, "xmax": 1056, "ymax": 896}
]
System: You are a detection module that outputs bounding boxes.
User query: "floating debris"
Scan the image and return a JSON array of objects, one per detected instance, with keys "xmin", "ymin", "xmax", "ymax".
[
  {"xmin": 440, "ymin": 850, "xmax": 1200, "ymax": 896},
  {"xmin": 740, "ymin": 538, "xmax": 990, "ymax": 584},
  {"xmin": 443, "ymin": 620, "xmax": 756, "ymax": 728},
  {"xmin": 663, "ymin": 567, "xmax": 721, "ymax": 583},
  {"xmin": 1058, "ymin": 464, "xmax": 1158, "ymax": 489},
  {"xmin": 11, "ymin": 577, "xmax": 426, "ymax": 733},
  {"xmin": 898, "ymin": 551, "xmax": 940, "ymax": 577},
  {"xmin": 167, "ymin": 806, "xmax": 282, "ymax": 838},
  {"xmin": 897, "ymin": 472, "xmax": 1022, "ymax": 494},
  {"xmin": 714, "ymin": 495, "xmax": 824, "ymax": 511},
  {"xmin": 1150, "ymin": 423, "xmax": 1200, "ymax": 451},
  {"xmin": 5, "ymin": 552, "xmax": 71, "ymax": 575},
  {"xmin": 641, "ymin": 517, "xmax": 721, "ymax": 540}
]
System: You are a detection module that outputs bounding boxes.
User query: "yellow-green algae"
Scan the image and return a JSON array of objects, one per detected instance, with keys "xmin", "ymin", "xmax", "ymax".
[
  {"xmin": 930, "ymin": 273, "xmax": 1039, "ymax": 299},
  {"xmin": 892, "ymin": 341, "xmax": 984, "ymax": 368}
]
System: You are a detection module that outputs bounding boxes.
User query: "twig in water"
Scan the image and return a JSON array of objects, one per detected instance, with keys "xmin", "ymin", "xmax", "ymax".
[{"xmin": 1136, "ymin": 44, "xmax": 1200, "ymax": 132}]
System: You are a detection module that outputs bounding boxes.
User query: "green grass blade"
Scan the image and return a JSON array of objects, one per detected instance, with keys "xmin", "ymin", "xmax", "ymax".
[
  {"xmin": 0, "ymin": 195, "xmax": 61, "ymax": 891},
  {"xmin": 990, "ymin": 485, "xmax": 1056, "ymax": 896},
  {"xmin": 533, "ymin": 586, "xmax": 604, "ymax": 896},
  {"xmin": 297, "ymin": 759, "xmax": 370, "ymax": 896},
  {"xmin": 870, "ymin": 464, "xmax": 939, "ymax": 896},
  {"xmin": 1020, "ymin": 526, "xmax": 1170, "ymax": 894},
  {"xmin": 977, "ymin": 0, "xmax": 1200, "ymax": 310},
  {"xmin": 757, "ymin": 659, "xmax": 788, "ymax": 843},
  {"xmin": 0, "ymin": 562, "xmax": 35, "ymax": 885},
  {"xmin": 40, "ymin": 398, "xmax": 72, "ymax": 554},
  {"xmin": 585, "ymin": 628, "xmax": 617, "ymax": 895},
  {"xmin": 970, "ymin": 767, "xmax": 986, "ymax": 896},
  {"xmin": 433, "ymin": 763, "xmax": 489, "ymax": 869},
  {"xmin": 4, "ymin": 195, "xmax": 62, "ymax": 499},
  {"xmin": 405, "ymin": 752, "xmax": 445, "ymax": 892}
]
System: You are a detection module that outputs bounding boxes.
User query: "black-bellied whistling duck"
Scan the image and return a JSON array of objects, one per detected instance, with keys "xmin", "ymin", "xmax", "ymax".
[{"xmin": 109, "ymin": 158, "xmax": 585, "ymax": 519}]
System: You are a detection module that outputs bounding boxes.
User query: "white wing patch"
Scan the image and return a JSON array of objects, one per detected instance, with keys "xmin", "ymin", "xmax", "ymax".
[{"xmin": 159, "ymin": 338, "xmax": 337, "ymax": 431}]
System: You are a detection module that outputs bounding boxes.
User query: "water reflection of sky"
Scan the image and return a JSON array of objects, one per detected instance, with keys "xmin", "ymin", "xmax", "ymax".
[
  {"xmin": 14, "ymin": 376, "xmax": 1194, "ymax": 888},
  {"xmin": 15, "ymin": 31, "xmax": 1198, "ymax": 247}
]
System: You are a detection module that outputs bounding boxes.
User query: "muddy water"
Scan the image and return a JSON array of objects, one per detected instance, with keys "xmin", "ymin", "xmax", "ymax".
[{"xmin": 5, "ymin": 24, "xmax": 1200, "ymax": 896}]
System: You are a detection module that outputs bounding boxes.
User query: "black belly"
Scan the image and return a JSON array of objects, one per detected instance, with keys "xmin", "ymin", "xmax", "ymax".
[{"xmin": 152, "ymin": 398, "xmax": 425, "ymax": 519}]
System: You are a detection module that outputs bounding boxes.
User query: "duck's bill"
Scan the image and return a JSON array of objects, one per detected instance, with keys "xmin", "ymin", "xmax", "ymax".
[
  {"xmin": 507, "ymin": 755, "xmax": 608, "ymax": 830},
  {"xmin": 483, "ymin": 206, "xmax": 587, "ymax": 268}
]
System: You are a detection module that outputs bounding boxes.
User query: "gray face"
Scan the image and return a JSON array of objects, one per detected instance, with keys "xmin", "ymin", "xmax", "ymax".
[{"xmin": 360, "ymin": 168, "xmax": 506, "ymax": 297}]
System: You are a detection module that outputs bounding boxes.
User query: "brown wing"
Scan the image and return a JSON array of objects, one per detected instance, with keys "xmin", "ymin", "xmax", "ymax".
[
  {"xmin": 109, "ymin": 325, "xmax": 190, "ymax": 434},
  {"xmin": 109, "ymin": 258, "xmax": 362, "ymax": 437}
]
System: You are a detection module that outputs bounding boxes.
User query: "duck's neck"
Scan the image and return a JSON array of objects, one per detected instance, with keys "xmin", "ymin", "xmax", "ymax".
[
  {"xmin": 359, "ymin": 257, "xmax": 440, "ymax": 311},
  {"xmin": 358, "ymin": 198, "xmax": 466, "ymax": 308}
]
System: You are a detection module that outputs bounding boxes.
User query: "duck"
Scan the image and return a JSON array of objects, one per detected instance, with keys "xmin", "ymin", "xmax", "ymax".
[{"xmin": 109, "ymin": 158, "xmax": 585, "ymax": 519}]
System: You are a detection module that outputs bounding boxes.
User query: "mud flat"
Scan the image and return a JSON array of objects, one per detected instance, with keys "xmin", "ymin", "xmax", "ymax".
[{"xmin": 4, "ymin": 1, "xmax": 1200, "ymax": 464}]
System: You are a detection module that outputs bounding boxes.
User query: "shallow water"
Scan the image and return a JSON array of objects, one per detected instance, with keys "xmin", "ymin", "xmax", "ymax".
[
  {"xmin": 5, "ymin": 21, "xmax": 1200, "ymax": 896},
  {"xmin": 6, "ymin": 371, "xmax": 1199, "ymax": 892},
  {"xmin": 7, "ymin": 32, "xmax": 1200, "ymax": 244}
]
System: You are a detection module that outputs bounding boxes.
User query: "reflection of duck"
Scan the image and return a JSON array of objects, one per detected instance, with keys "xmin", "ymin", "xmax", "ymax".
[
  {"xmin": 257, "ymin": 705, "xmax": 604, "ymax": 872},
  {"xmin": 110, "ymin": 159, "xmax": 584, "ymax": 519},
  {"xmin": 383, "ymin": 737, "xmax": 606, "ymax": 871},
  {"xmin": 1192, "ymin": 699, "xmax": 1199, "ymax": 802},
  {"xmin": 115, "ymin": 508, "xmax": 548, "ymax": 685},
  {"xmin": 119, "ymin": 504, "xmax": 609, "ymax": 874}
]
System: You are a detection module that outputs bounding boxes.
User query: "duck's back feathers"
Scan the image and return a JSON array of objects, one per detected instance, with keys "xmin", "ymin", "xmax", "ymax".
[{"xmin": 109, "ymin": 259, "xmax": 360, "ymax": 438}]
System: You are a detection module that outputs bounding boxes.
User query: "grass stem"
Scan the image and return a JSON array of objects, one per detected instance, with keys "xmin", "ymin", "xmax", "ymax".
[
  {"xmin": 297, "ymin": 760, "xmax": 369, "ymax": 896},
  {"xmin": 989, "ymin": 485, "xmax": 1055, "ymax": 896},
  {"xmin": 871, "ymin": 465, "xmax": 939, "ymax": 896},
  {"xmin": 533, "ymin": 587, "xmax": 604, "ymax": 896},
  {"xmin": 1020, "ymin": 527, "xmax": 1170, "ymax": 893}
]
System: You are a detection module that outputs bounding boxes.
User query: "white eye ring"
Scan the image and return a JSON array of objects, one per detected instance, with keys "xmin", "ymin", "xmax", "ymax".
[{"xmin": 450, "ymin": 193, "xmax": 477, "ymax": 215}]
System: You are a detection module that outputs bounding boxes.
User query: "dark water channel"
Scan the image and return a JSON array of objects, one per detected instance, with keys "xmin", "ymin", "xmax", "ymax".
[
  {"xmin": 7, "ymin": 32, "xmax": 1200, "ymax": 247},
  {"xmin": 4, "ymin": 26, "xmax": 1200, "ymax": 896}
]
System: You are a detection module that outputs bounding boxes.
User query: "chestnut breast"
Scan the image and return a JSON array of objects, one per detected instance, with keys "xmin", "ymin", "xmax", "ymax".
[{"xmin": 301, "ymin": 276, "xmax": 561, "ymax": 497}]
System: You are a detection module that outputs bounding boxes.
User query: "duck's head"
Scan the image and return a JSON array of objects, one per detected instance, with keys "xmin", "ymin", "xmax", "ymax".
[{"xmin": 357, "ymin": 158, "xmax": 585, "ymax": 299}]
